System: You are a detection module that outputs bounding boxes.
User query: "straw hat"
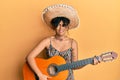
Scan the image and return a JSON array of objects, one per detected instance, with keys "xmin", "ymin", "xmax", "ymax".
[{"xmin": 42, "ymin": 4, "xmax": 80, "ymax": 29}]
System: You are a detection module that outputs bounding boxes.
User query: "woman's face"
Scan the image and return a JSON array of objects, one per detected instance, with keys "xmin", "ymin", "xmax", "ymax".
[{"xmin": 55, "ymin": 21, "xmax": 69, "ymax": 36}]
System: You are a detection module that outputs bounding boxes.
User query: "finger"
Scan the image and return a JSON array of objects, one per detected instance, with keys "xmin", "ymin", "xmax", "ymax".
[{"xmin": 44, "ymin": 75, "xmax": 52, "ymax": 78}]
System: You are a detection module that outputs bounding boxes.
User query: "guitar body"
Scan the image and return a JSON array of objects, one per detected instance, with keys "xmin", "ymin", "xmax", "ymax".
[{"xmin": 23, "ymin": 56, "xmax": 69, "ymax": 80}]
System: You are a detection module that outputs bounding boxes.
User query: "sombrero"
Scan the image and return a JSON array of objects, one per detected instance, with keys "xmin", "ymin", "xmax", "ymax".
[{"xmin": 42, "ymin": 4, "xmax": 80, "ymax": 29}]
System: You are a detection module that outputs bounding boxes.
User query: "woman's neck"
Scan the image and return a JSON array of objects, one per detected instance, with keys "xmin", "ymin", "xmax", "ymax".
[{"xmin": 55, "ymin": 35, "xmax": 67, "ymax": 41}]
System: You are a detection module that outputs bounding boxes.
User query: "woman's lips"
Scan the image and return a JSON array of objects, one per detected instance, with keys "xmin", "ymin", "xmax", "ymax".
[{"xmin": 59, "ymin": 31, "xmax": 64, "ymax": 33}]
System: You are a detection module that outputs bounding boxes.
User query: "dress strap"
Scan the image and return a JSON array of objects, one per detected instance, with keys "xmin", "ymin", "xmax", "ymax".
[
  {"xmin": 49, "ymin": 37, "xmax": 54, "ymax": 49},
  {"xmin": 71, "ymin": 39, "xmax": 73, "ymax": 48},
  {"xmin": 49, "ymin": 37, "xmax": 52, "ymax": 47},
  {"xmin": 50, "ymin": 38, "xmax": 51, "ymax": 45},
  {"xmin": 48, "ymin": 37, "xmax": 52, "ymax": 54}
]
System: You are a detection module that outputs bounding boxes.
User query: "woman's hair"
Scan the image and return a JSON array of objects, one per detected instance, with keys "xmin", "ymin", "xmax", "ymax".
[{"xmin": 50, "ymin": 17, "xmax": 70, "ymax": 30}]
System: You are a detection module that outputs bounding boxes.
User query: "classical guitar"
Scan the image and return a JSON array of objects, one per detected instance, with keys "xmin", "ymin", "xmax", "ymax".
[{"xmin": 23, "ymin": 51, "xmax": 117, "ymax": 80}]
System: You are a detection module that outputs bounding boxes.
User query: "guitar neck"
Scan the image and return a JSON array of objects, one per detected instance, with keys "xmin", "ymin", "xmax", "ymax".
[{"xmin": 57, "ymin": 57, "xmax": 94, "ymax": 72}]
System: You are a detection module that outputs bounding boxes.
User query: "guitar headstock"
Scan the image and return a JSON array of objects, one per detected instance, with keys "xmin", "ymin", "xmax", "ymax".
[{"xmin": 99, "ymin": 51, "xmax": 118, "ymax": 62}]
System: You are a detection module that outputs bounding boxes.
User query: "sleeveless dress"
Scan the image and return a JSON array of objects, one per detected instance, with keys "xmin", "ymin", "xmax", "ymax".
[{"xmin": 46, "ymin": 38, "xmax": 74, "ymax": 80}]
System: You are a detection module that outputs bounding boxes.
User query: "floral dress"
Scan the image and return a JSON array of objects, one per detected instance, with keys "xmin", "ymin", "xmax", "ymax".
[{"xmin": 46, "ymin": 39, "xmax": 74, "ymax": 80}]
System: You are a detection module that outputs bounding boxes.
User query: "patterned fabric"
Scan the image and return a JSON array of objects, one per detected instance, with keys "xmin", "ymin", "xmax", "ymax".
[{"xmin": 46, "ymin": 39, "xmax": 74, "ymax": 80}]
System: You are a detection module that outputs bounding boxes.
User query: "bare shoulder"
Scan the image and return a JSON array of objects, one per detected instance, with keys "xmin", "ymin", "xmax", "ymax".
[
  {"xmin": 69, "ymin": 38, "xmax": 78, "ymax": 48},
  {"xmin": 40, "ymin": 36, "xmax": 51, "ymax": 45},
  {"xmin": 69, "ymin": 38, "xmax": 78, "ymax": 45}
]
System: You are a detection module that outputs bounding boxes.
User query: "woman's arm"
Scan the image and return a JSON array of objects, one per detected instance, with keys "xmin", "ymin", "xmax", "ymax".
[
  {"xmin": 71, "ymin": 39, "xmax": 99, "ymax": 70},
  {"xmin": 71, "ymin": 39, "xmax": 81, "ymax": 70},
  {"xmin": 26, "ymin": 37, "xmax": 50, "ymax": 79},
  {"xmin": 71, "ymin": 39, "xmax": 78, "ymax": 62}
]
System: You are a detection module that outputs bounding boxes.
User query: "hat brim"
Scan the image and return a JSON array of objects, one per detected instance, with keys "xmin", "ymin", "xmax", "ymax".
[{"xmin": 42, "ymin": 4, "xmax": 80, "ymax": 29}]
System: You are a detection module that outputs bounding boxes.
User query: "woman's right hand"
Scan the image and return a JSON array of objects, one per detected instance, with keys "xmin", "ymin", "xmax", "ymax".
[{"xmin": 38, "ymin": 74, "xmax": 51, "ymax": 80}]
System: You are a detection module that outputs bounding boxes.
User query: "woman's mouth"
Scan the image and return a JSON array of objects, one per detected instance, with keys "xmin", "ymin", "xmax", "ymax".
[{"xmin": 59, "ymin": 31, "xmax": 64, "ymax": 33}]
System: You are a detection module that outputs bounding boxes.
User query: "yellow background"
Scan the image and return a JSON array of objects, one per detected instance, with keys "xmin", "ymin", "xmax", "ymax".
[{"xmin": 0, "ymin": 0, "xmax": 120, "ymax": 80}]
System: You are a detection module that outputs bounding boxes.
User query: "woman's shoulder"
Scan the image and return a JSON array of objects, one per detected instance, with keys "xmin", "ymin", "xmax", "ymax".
[
  {"xmin": 67, "ymin": 37, "xmax": 78, "ymax": 49},
  {"xmin": 67, "ymin": 38, "xmax": 78, "ymax": 48},
  {"xmin": 68, "ymin": 37, "xmax": 77, "ymax": 43},
  {"xmin": 40, "ymin": 36, "xmax": 54, "ymax": 43}
]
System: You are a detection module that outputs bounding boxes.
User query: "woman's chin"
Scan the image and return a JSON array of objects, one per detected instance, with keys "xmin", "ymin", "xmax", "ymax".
[
  {"xmin": 56, "ymin": 32, "xmax": 66, "ymax": 36},
  {"xmin": 58, "ymin": 33, "xmax": 65, "ymax": 36}
]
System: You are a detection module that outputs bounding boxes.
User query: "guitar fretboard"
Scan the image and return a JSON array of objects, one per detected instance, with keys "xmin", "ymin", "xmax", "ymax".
[{"xmin": 57, "ymin": 57, "xmax": 94, "ymax": 72}]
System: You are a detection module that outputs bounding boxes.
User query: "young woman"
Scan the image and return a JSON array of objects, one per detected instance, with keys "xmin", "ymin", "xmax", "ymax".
[{"xmin": 26, "ymin": 4, "xmax": 99, "ymax": 80}]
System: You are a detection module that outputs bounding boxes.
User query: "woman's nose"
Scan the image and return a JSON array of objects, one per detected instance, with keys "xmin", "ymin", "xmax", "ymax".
[{"xmin": 58, "ymin": 25, "xmax": 63, "ymax": 30}]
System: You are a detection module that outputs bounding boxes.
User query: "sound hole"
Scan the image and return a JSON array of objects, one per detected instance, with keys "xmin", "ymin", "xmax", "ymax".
[{"xmin": 47, "ymin": 63, "xmax": 58, "ymax": 76}]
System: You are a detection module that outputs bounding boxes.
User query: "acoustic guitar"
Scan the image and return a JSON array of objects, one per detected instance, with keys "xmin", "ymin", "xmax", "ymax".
[{"xmin": 23, "ymin": 51, "xmax": 117, "ymax": 80}]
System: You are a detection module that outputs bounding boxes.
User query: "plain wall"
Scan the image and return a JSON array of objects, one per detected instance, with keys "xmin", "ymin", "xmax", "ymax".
[{"xmin": 0, "ymin": 0, "xmax": 120, "ymax": 80}]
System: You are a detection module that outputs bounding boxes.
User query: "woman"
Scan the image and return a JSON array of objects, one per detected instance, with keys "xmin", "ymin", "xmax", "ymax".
[{"xmin": 26, "ymin": 4, "xmax": 99, "ymax": 80}]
